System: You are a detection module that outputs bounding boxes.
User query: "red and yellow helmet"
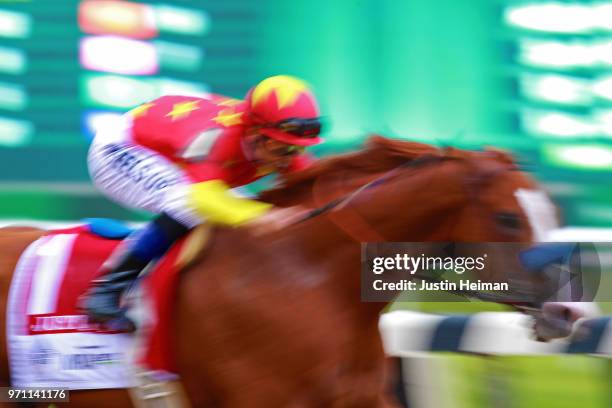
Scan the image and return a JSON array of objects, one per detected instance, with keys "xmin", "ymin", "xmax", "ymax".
[{"xmin": 244, "ymin": 75, "xmax": 323, "ymax": 146}]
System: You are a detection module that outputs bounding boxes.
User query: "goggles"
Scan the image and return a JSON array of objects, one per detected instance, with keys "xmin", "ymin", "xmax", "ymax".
[
  {"xmin": 259, "ymin": 117, "xmax": 322, "ymax": 138},
  {"xmin": 272, "ymin": 118, "xmax": 321, "ymax": 138}
]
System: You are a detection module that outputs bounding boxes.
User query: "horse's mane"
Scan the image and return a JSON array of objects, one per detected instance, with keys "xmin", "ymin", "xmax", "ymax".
[
  {"xmin": 277, "ymin": 135, "xmax": 436, "ymax": 188},
  {"xmin": 275, "ymin": 135, "xmax": 515, "ymax": 190}
]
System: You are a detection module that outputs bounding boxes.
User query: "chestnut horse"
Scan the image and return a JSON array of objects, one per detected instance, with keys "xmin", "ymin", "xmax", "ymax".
[{"xmin": 0, "ymin": 137, "xmax": 557, "ymax": 407}]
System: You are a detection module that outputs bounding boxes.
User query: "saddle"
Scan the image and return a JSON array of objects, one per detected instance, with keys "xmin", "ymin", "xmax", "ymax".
[{"xmin": 85, "ymin": 218, "xmax": 211, "ymax": 269}]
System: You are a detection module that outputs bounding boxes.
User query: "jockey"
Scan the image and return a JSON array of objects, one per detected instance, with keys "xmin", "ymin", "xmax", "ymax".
[{"xmin": 81, "ymin": 75, "xmax": 323, "ymax": 331}]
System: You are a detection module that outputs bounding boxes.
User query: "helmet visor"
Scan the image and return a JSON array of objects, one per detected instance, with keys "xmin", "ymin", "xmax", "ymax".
[
  {"xmin": 273, "ymin": 117, "xmax": 322, "ymax": 137},
  {"xmin": 253, "ymin": 116, "xmax": 323, "ymax": 146}
]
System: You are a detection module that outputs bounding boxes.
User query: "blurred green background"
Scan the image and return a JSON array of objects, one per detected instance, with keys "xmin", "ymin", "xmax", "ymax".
[{"xmin": 0, "ymin": 0, "xmax": 610, "ymax": 226}]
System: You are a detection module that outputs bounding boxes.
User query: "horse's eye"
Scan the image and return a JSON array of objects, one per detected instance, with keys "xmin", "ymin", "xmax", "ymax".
[{"xmin": 495, "ymin": 212, "xmax": 522, "ymax": 231}]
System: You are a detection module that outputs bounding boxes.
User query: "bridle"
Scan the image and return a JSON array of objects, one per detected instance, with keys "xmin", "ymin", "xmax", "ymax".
[{"xmin": 295, "ymin": 153, "xmax": 444, "ymax": 224}]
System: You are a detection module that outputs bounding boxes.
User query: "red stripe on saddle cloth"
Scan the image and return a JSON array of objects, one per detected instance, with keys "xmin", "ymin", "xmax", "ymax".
[
  {"xmin": 140, "ymin": 241, "xmax": 184, "ymax": 373},
  {"xmin": 24, "ymin": 226, "xmax": 121, "ymax": 334},
  {"xmin": 27, "ymin": 226, "xmax": 185, "ymax": 373},
  {"xmin": 54, "ymin": 227, "xmax": 120, "ymax": 315}
]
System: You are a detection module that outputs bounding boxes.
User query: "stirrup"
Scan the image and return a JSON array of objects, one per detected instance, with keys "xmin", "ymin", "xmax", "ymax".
[{"xmin": 79, "ymin": 289, "xmax": 130, "ymax": 325}]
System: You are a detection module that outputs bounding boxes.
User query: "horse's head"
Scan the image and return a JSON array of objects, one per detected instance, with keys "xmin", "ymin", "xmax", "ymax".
[
  {"xmin": 424, "ymin": 146, "xmax": 559, "ymax": 244},
  {"xmin": 262, "ymin": 136, "xmax": 596, "ymax": 339},
  {"xmin": 262, "ymin": 136, "xmax": 567, "ymax": 311},
  {"xmin": 264, "ymin": 135, "xmax": 559, "ymax": 244}
]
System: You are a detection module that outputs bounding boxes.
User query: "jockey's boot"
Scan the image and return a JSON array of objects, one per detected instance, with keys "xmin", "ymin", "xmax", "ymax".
[
  {"xmin": 82, "ymin": 254, "xmax": 146, "ymax": 332},
  {"xmin": 81, "ymin": 212, "xmax": 191, "ymax": 331}
]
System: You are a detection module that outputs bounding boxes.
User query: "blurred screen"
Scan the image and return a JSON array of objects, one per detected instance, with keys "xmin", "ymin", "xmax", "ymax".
[{"xmin": 0, "ymin": 0, "xmax": 610, "ymax": 225}]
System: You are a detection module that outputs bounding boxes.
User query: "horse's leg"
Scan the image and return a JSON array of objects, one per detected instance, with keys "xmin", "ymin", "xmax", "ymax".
[{"xmin": 322, "ymin": 325, "xmax": 403, "ymax": 408}]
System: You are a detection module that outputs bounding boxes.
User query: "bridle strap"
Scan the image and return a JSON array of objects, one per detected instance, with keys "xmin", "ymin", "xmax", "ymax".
[
  {"xmin": 311, "ymin": 170, "xmax": 387, "ymax": 242},
  {"xmin": 295, "ymin": 153, "xmax": 443, "ymax": 224}
]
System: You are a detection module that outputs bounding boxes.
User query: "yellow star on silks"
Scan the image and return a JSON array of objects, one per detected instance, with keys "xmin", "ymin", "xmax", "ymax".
[
  {"xmin": 128, "ymin": 103, "xmax": 154, "ymax": 118},
  {"xmin": 166, "ymin": 100, "xmax": 200, "ymax": 121},
  {"xmin": 213, "ymin": 108, "xmax": 243, "ymax": 127}
]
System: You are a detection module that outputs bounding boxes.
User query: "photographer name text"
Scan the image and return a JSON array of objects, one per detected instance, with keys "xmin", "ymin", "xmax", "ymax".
[{"xmin": 372, "ymin": 279, "xmax": 508, "ymax": 291}]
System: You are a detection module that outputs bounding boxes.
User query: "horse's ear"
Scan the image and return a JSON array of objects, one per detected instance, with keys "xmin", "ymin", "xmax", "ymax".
[{"xmin": 483, "ymin": 147, "xmax": 517, "ymax": 167}]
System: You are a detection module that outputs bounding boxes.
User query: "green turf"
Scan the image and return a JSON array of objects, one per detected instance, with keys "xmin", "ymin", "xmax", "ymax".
[{"xmin": 414, "ymin": 354, "xmax": 612, "ymax": 408}]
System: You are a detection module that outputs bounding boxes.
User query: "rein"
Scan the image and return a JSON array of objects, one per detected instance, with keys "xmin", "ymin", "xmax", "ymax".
[
  {"xmin": 295, "ymin": 153, "xmax": 443, "ymax": 224},
  {"xmin": 409, "ymin": 272, "xmax": 561, "ymax": 332}
]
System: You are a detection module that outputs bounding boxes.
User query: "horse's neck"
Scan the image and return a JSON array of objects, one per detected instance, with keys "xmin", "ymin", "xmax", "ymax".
[
  {"xmin": 271, "ymin": 158, "xmax": 468, "ymax": 242},
  {"xmin": 284, "ymin": 217, "xmax": 384, "ymax": 317},
  {"xmin": 279, "ymin": 199, "xmax": 463, "ymax": 319},
  {"xmin": 337, "ymin": 169, "xmax": 467, "ymax": 242},
  {"xmin": 258, "ymin": 161, "xmax": 469, "ymax": 317}
]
